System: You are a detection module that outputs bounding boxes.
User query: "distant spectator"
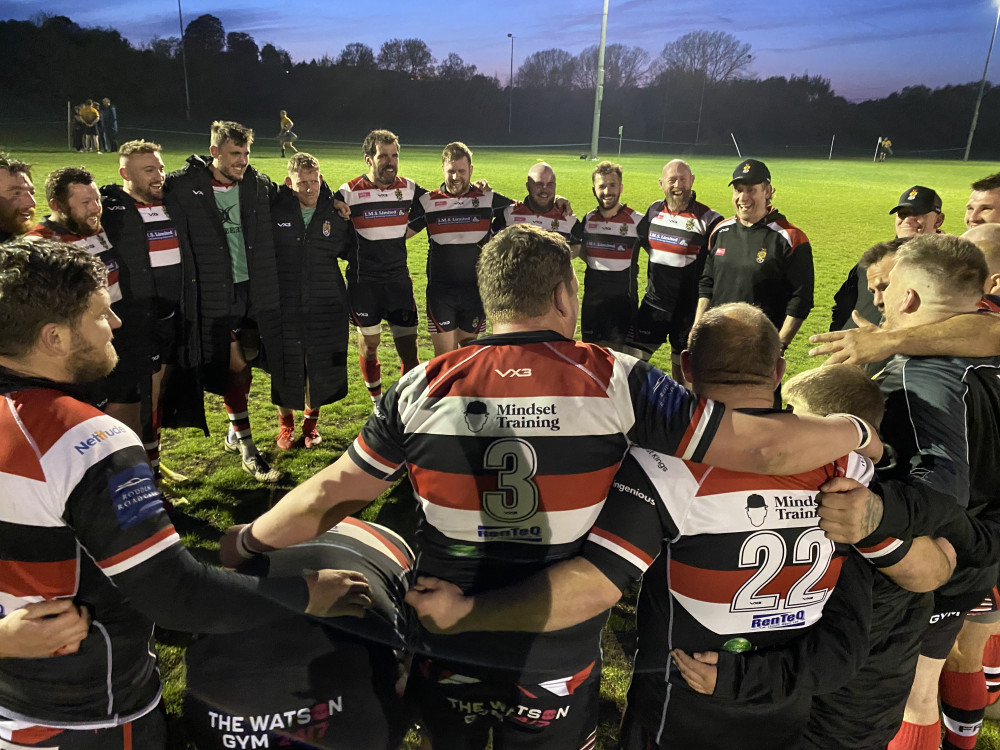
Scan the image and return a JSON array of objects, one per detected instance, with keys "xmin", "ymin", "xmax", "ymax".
[
  {"xmin": 879, "ymin": 137, "xmax": 893, "ymax": 161},
  {"xmin": 79, "ymin": 99, "xmax": 100, "ymax": 153},
  {"xmin": 100, "ymin": 97, "xmax": 118, "ymax": 153},
  {"xmin": 71, "ymin": 104, "xmax": 85, "ymax": 152},
  {"xmin": 278, "ymin": 110, "xmax": 298, "ymax": 158}
]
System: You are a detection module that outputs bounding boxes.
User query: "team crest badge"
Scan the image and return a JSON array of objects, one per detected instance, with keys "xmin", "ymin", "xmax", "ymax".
[
  {"xmin": 394, "ymin": 188, "xmax": 403, "ymax": 201},
  {"xmin": 756, "ymin": 249, "xmax": 767, "ymax": 263},
  {"xmin": 619, "ymin": 223, "xmax": 628, "ymax": 236},
  {"xmin": 472, "ymin": 197, "xmax": 480, "ymax": 209},
  {"xmin": 685, "ymin": 218, "xmax": 695, "ymax": 231},
  {"xmin": 908, "ymin": 189, "xmax": 918, "ymax": 200},
  {"xmin": 322, "ymin": 220, "xmax": 331, "ymax": 237},
  {"xmin": 550, "ymin": 219, "xmax": 560, "ymax": 232},
  {"xmin": 742, "ymin": 163, "xmax": 751, "ymax": 174}
]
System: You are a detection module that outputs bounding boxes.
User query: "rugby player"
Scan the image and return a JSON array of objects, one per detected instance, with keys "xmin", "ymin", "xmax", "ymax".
[
  {"xmin": 630, "ymin": 159, "xmax": 722, "ymax": 382},
  {"xmin": 407, "ymin": 141, "xmax": 511, "ymax": 356},
  {"xmin": 577, "ymin": 160, "xmax": 645, "ymax": 356},
  {"xmin": 0, "ymin": 238, "xmax": 373, "ymax": 749},
  {"xmin": 495, "ymin": 162, "xmax": 582, "ymax": 250},
  {"xmin": 336, "ymin": 129, "xmax": 420, "ymax": 406},
  {"xmin": 223, "ymin": 225, "xmax": 881, "ymax": 749},
  {"xmin": 0, "ymin": 152, "xmax": 35, "ymax": 243},
  {"xmin": 965, "ymin": 172, "xmax": 1000, "ymax": 229}
]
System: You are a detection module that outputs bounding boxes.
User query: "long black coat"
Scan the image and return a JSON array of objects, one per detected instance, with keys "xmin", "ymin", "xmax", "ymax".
[
  {"xmin": 163, "ymin": 156, "xmax": 284, "ymax": 397},
  {"xmin": 269, "ymin": 182, "xmax": 351, "ymax": 409}
]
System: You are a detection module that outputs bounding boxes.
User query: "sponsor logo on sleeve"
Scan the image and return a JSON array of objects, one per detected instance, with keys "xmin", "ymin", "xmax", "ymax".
[{"xmin": 109, "ymin": 464, "xmax": 163, "ymax": 529}]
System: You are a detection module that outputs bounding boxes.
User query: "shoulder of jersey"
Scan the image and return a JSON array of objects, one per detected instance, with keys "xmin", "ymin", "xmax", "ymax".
[
  {"xmin": 6, "ymin": 389, "xmax": 104, "ymax": 446},
  {"xmin": 768, "ymin": 216, "xmax": 810, "ymax": 246}
]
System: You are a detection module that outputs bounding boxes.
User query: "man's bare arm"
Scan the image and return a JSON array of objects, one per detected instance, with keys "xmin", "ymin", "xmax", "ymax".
[
  {"xmin": 777, "ymin": 315, "xmax": 805, "ymax": 350},
  {"xmin": 809, "ymin": 311, "xmax": 1000, "ymax": 365},
  {"xmin": 405, "ymin": 558, "xmax": 622, "ymax": 634},
  {"xmin": 879, "ymin": 536, "xmax": 955, "ymax": 593},
  {"xmin": 700, "ymin": 411, "xmax": 881, "ymax": 475}
]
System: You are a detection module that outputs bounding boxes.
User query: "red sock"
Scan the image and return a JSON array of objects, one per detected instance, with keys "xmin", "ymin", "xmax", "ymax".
[
  {"xmin": 940, "ymin": 668, "xmax": 986, "ymax": 749},
  {"xmin": 888, "ymin": 720, "xmax": 941, "ymax": 750},
  {"xmin": 302, "ymin": 408, "xmax": 320, "ymax": 434},
  {"xmin": 278, "ymin": 411, "xmax": 294, "ymax": 430},
  {"xmin": 360, "ymin": 355, "xmax": 381, "ymax": 399},
  {"xmin": 984, "ymin": 634, "xmax": 1000, "ymax": 704},
  {"xmin": 145, "ymin": 404, "xmax": 161, "ymax": 472}
]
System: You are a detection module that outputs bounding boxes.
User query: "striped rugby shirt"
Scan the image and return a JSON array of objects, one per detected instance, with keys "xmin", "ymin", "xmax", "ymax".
[
  {"xmin": 581, "ymin": 204, "xmax": 647, "ymax": 299},
  {"xmin": 496, "ymin": 200, "xmax": 584, "ymax": 246},
  {"xmin": 26, "ymin": 219, "xmax": 122, "ymax": 304},
  {"xmin": 134, "ymin": 201, "xmax": 182, "ymax": 309},
  {"xmin": 337, "ymin": 175, "xmax": 421, "ymax": 283},
  {"xmin": 347, "ymin": 330, "xmax": 724, "ymax": 677},
  {"xmin": 409, "ymin": 185, "xmax": 513, "ymax": 287}
]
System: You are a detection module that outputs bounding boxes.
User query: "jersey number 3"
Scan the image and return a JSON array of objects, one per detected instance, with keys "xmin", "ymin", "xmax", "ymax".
[
  {"xmin": 731, "ymin": 528, "xmax": 834, "ymax": 612},
  {"xmin": 481, "ymin": 438, "xmax": 540, "ymax": 523}
]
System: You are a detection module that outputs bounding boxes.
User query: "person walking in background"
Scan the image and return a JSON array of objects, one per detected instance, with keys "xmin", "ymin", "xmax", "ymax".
[
  {"xmin": 100, "ymin": 97, "xmax": 118, "ymax": 153},
  {"xmin": 278, "ymin": 110, "xmax": 298, "ymax": 158}
]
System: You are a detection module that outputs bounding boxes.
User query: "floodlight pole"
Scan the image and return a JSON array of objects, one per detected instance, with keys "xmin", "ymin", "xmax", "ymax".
[
  {"xmin": 589, "ymin": 0, "xmax": 610, "ymax": 159},
  {"xmin": 964, "ymin": 1, "xmax": 1000, "ymax": 161},
  {"xmin": 507, "ymin": 33, "xmax": 514, "ymax": 135},
  {"xmin": 177, "ymin": 0, "xmax": 192, "ymax": 121}
]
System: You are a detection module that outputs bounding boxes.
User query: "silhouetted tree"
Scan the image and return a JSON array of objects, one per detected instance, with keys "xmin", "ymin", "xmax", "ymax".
[
  {"xmin": 261, "ymin": 43, "xmax": 292, "ymax": 69},
  {"xmin": 146, "ymin": 35, "xmax": 180, "ymax": 58},
  {"xmin": 574, "ymin": 43, "xmax": 650, "ymax": 89},
  {"xmin": 183, "ymin": 14, "xmax": 225, "ymax": 59},
  {"xmin": 516, "ymin": 49, "xmax": 575, "ymax": 88},
  {"xmin": 377, "ymin": 38, "xmax": 435, "ymax": 77},
  {"xmin": 337, "ymin": 42, "xmax": 376, "ymax": 69},
  {"xmin": 438, "ymin": 52, "xmax": 477, "ymax": 81},
  {"xmin": 657, "ymin": 30, "xmax": 752, "ymax": 83},
  {"xmin": 226, "ymin": 31, "xmax": 258, "ymax": 64}
]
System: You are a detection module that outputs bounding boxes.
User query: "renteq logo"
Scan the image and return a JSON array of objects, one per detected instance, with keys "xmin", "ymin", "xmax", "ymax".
[{"xmin": 74, "ymin": 424, "xmax": 128, "ymax": 454}]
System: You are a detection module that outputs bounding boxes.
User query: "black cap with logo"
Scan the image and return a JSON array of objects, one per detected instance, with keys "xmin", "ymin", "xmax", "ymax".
[
  {"xmin": 729, "ymin": 159, "xmax": 771, "ymax": 186},
  {"xmin": 889, "ymin": 185, "xmax": 942, "ymax": 215}
]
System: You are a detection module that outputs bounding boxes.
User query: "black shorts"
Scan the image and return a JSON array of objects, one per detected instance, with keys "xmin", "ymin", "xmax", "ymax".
[
  {"xmin": 0, "ymin": 703, "xmax": 166, "ymax": 749},
  {"xmin": 348, "ymin": 279, "xmax": 419, "ymax": 335},
  {"xmin": 921, "ymin": 609, "xmax": 967, "ymax": 659},
  {"xmin": 226, "ymin": 281, "xmax": 256, "ymax": 334},
  {"xmin": 803, "ymin": 586, "xmax": 933, "ymax": 750},
  {"xmin": 150, "ymin": 308, "xmax": 181, "ymax": 372},
  {"xmin": 407, "ymin": 656, "xmax": 599, "ymax": 750},
  {"xmin": 426, "ymin": 283, "xmax": 486, "ymax": 335},
  {"xmin": 580, "ymin": 291, "xmax": 637, "ymax": 346},
  {"xmin": 632, "ymin": 264, "xmax": 702, "ymax": 353}
]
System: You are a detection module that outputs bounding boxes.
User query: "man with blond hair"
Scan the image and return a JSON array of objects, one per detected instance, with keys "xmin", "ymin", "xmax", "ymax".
[
  {"xmin": 100, "ymin": 140, "xmax": 191, "ymax": 478},
  {"xmin": 407, "ymin": 141, "xmax": 515, "ymax": 355},
  {"xmin": 164, "ymin": 121, "xmax": 283, "ymax": 482},
  {"xmin": 270, "ymin": 152, "xmax": 351, "ymax": 449}
]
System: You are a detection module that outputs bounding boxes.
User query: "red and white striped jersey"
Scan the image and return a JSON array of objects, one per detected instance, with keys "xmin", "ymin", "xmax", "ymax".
[
  {"xmin": 26, "ymin": 219, "xmax": 122, "ymax": 303},
  {"xmin": 409, "ymin": 186, "xmax": 512, "ymax": 287},
  {"xmin": 348, "ymin": 330, "xmax": 724, "ymax": 676},
  {"xmin": 497, "ymin": 201, "xmax": 584, "ymax": 246},
  {"xmin": 581, "ymin": 204, "xmax": 646, "ymax": 298},
  {"xmin": 644, "ymin": 197, "xmax": 723, "ymax": 272},
  {"xmin": 584, "ymin": 445, "xmax": 872, "ymax": 658},
  {"xmin": 337, "ymin": 175, "xmax": 422, "ymax": 283}
]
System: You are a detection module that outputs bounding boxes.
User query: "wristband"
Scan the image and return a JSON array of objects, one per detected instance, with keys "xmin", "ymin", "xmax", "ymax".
[
  {"xmin": 234, "ymin": 523, "xmax": 264, "ymax": 560},
  {"xmin": 829, "ymin": 413, "xmax": 872, "ymax": 451}
]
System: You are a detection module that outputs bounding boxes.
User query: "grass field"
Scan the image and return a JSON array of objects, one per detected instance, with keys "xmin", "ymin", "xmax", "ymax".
[{"xmin": 4, "ymin": 132, "xmax": 999, "ymax": 748}]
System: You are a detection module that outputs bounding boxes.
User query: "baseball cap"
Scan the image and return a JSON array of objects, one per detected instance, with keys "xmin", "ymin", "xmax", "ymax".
[
  {"xmin": 729, "ymin": 159, "xmax": 771, "ymax": 186},
  {"xmin": 889, "ymin": 186, "xmax": 942, "ymax": 215}
]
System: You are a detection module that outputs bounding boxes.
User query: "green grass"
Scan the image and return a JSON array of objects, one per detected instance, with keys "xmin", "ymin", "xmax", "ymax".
[{"xmin": 5, "ymin": 134, "xmax": 998, "ymax": 748}]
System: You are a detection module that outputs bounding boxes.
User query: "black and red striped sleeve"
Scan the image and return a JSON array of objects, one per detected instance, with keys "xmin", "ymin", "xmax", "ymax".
[
  {"xmin": 580, "ymin": 453, "xmax": 678, "ymax": 591},
  {"xmin": 347, "ymin": 384, "xmax": 408, "ymax": 482}
]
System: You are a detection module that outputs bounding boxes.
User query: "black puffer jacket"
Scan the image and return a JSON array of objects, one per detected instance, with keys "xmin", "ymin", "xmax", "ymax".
[
  {"xmin": 270, "ymin": 181, "xmax": 351, "ymax": 409},
  {"xmin": 163, "ymin": 155, "xmax": 284, "ymax": 395}
]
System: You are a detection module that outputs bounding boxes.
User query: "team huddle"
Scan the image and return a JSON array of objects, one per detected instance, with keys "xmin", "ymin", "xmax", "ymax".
[{"xmin": 1, "ymin": 121, "xmax": 1000, "ymax": 750}]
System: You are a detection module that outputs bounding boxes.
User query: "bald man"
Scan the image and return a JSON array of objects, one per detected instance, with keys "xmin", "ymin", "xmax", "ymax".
[
  {"xmin": 495, "ymin": 162, "xmax": 582, "ymax": 251},
  {"xmin": 630, "ymin": 159, "xmax": 722, "ymax": 382}
]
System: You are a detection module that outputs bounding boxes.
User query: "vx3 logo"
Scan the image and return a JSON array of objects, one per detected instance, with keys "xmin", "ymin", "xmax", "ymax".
[{"xmin": 495, "ymin": 368, "xmax": 532, "ymax": 378}]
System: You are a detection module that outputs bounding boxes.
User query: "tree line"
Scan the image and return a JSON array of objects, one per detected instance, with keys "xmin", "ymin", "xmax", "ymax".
[{"xmin": 1, "ymin": 14, "xmax": 997, "ymax": 158}]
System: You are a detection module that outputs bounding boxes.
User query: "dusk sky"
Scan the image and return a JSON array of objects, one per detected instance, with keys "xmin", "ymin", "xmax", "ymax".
[{"xmin": 2, "ymin": 0, "xmax": 999, "ymax": 101}]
